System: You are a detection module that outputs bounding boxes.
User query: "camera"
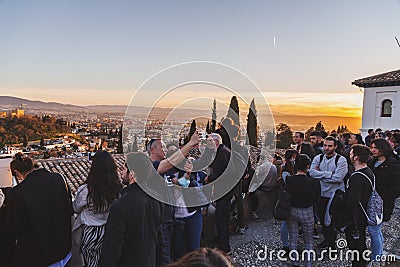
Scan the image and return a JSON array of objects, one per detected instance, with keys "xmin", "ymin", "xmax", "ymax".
[{"xmin": 200, "ymin": 132, "xmax": 207, "ymax": 140}]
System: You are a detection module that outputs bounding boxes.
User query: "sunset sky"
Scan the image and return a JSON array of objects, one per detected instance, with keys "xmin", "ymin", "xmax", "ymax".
[{"xmin": 0, "ymin": 1, "xmax": 399, "ymax": 119}]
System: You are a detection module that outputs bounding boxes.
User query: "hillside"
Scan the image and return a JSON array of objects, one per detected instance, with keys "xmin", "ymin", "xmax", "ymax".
[{"xmin": 0, "ymin": 96, "xmax": 361, "ymax": 132}]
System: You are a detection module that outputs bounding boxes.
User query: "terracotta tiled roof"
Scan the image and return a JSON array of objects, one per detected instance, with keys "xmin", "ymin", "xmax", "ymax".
[
  {"xmin": 352, "ymin": 69, "xmax": 400, "ymax": 88},
  {"xmin": 37, "ymin": 155, "xmax": 126, "ymax": 196}
]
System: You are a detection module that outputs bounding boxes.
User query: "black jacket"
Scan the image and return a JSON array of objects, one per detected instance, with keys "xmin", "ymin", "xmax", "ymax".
[
  {"xmin": 98, "ymin": 183, "xmax": 162, "ymax": 267},
  {"xmin": 7, "ymin": 169, "xmax": 73, "ymax": 267},
  {"xmin": 313, "ymin": 143, "xmax": 324, "ymax": 157},
  {"xmin": 208, "ymin": 144, "xmax": 230, "ymax": 183},
  {"xmin": 368, "ymin": 155, "xmax": 400, "ymax": 222},
  {"xmin": 343, "ymin": 167, "xmax": 374, "ymax": 228},
  {"xmin": 296, "ymin": 143, "xmax": 315, "ymax": 159}
]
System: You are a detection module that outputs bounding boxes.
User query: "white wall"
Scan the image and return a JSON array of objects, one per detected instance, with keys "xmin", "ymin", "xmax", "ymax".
[
  {"xmin": 0, "ymin": 158, "xmax": 12, "ymax": 187},
  {"xmin": 360, "ymin": 85, "xmax": 400, "ymax": 138}
]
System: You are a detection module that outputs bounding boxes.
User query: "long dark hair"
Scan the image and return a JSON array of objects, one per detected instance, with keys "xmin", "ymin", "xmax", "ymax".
[
  {"xmin": 371, "ymin": 138, "xmax": 394, "ymax": 158},
  {"xmin": 86, "ymin": 151, "xmax": 122, "ymax": 213},
  {"xmin": 283, "ymin": 149, "xmax": 299, "ymax": 175}
]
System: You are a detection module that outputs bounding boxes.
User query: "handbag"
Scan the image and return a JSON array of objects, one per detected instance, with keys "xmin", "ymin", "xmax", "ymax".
[{"xmin": 273, "ymin": 190, "xmax": 292, "ymax": 221}]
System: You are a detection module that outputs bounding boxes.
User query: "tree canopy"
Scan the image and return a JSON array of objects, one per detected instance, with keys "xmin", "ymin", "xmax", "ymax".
[{"xmin": 0, "ymin": 115, "xmax": 68, "ymax": 148}]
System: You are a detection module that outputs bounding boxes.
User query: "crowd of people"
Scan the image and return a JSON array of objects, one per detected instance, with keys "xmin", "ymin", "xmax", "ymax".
[
  {"xmin": 0, "ymin": 124, "xmax": 399, "ymax": 267},
  {"xmin": 0, "ymin": 117, "xmax": 246, "ymax": 267},
  {"xmin": 278, "ymin": 129, "xmax": 400, "ymax": 267}
]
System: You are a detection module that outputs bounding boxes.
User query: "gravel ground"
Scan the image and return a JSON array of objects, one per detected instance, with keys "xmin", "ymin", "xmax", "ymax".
[{"xmin": 229, "ymin": 199, "xmax": 400, "ymax": 267}]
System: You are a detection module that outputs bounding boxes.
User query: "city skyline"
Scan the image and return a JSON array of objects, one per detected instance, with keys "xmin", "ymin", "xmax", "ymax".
[{"xmin": 0, "ymin": 1, "xmax": 399, "ymax": 120}]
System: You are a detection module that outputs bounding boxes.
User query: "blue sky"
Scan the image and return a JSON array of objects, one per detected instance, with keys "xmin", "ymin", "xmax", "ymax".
[{"xmin": 0, "ymin": 0, "xmax": 399, "ymax": 117}]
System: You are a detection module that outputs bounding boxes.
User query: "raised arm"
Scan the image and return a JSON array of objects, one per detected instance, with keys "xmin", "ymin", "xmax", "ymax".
[{"xmin": 156, "ymin": 133, "xmax": 199, "ymax": 174}]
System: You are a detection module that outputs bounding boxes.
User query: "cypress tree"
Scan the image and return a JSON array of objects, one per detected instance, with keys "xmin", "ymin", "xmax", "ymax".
[
  {"xmin": 189, "ymin": 120, "xmax": 197, "ymax": 139},
  {"xmin": 227, "ymin": 96, "xmax": 240, "ymax": 126},
  {"xmin": 247, "ymin": 99, "xmax": 258, "ymax": 147},
  {"xmin": 206, "ymin": 121, "xmax": 210, "ymax": 134},
  {"xmin": 211, "ymin": 98, "xmax": 217, "ymax": 132},
  {"xmin": 183, "ymin": 120, "xmax": 197, "ymax": 145}
]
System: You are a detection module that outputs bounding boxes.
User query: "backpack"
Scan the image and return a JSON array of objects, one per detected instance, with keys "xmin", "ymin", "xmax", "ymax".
[
  {"xmin": 319, "ymin": 153, "xmax": 341, "ymax": 167},
  {"xmin": 352, "ymin": 171, "xmax": 383, "ymax": 226},
  {"xmin": 329, "ymin": 189, "xmax": 349, "ymax": 229},
  {"xmin": 273, "ymin": 190, "xmax": 292, "ymax": 221}
]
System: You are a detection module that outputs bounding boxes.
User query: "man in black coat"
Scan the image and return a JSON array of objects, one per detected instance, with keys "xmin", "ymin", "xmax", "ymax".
[
  {"xmin": 7, "ymin": 167, "xmax": 73, "ymax": 267},
  {"xmin": 206, "ymin": 133, "xmax": 233, "ymax": 253},
  {"xmin": 98, "ymin": 152, "xmax": 162, "ymax": 267},
  {"xmin": 368, "ymin": 138, "xmax": 400, "ymax": 222},
  {"xmin": 344, "ymin": 145, "xmax": 374, "ymax": 267},
  {"xmin": 216, "ymin": 119, "xmax": 249, "ymax": 235},
  {"xmin": 367, "ymin": 138, "xmax": 400, "ymax": 263}
]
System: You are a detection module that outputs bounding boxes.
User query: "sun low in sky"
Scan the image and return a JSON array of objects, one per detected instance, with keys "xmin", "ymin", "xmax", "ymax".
[{"xmin": 265, "ymin": 92, "xmax": 363, "ymax": 118}]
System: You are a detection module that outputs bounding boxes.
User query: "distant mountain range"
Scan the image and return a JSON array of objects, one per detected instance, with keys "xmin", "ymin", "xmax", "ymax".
[
  {"xmin": 0, "ymin": 96, "xmax": 204, "ymax": 114},
  {"xmin": 0, "ymin": 95, "xmax": 80, "ymax": 110},
  {"xmin": 0, "ymin": 96, "xmax": 129, "ymax": 114},
  {"xmin": 0, "ymin": 96, "xmax": 361, "ymax": 132}
]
